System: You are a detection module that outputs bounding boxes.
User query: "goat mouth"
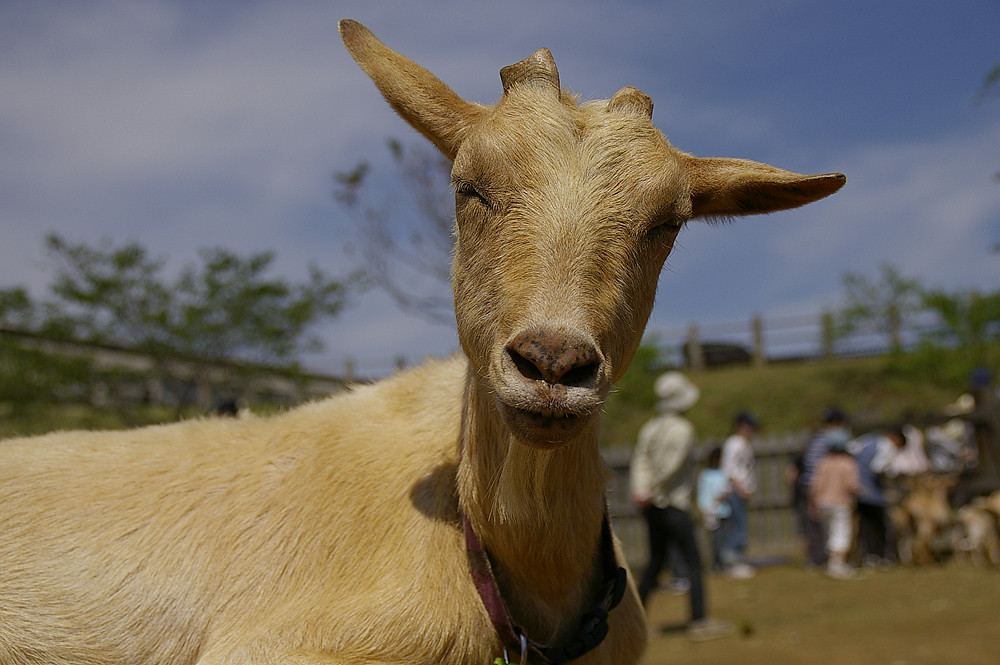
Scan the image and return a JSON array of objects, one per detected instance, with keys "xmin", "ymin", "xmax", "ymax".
[{"xmin": 500, "ymin": 402, "xmax": 593, "ymax": 444}]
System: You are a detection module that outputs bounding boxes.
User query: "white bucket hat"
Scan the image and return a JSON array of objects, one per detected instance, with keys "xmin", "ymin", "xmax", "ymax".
[
  {"xmin": 944, "ymin": 393, "xmax": 975, "ymax": 416},
  {"xmin": 654, "ymin": 371, "xmax": 700, "ymax": 413}
]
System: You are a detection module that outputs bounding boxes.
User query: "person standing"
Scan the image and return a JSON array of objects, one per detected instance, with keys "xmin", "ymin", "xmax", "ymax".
[
  {"xmin": 848, "ymin": 428, "xmax": 905, "ymax": 565},
  {"xmin": 630, "ymin": 372, "xmax": 732, "ymax": 641},
  {"xmin": 809, "ymin": 439, "xmax": 861, "ymax": 579},
  {"xmin": 719, "ymin": 411, "xmax": 759, "ymax": 579},
  {"xmin": 696, "ymin": 446, "xmax": 732, "ymax": 571},
  {"xmin": 798, "ymin": 407, "xmax": 851, "ymax": 567}
]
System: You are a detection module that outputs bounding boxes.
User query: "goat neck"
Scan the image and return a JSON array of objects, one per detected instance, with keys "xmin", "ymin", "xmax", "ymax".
[{"xmin": 457, "ymin": 364, "xmax": 611, "ymax": 644}]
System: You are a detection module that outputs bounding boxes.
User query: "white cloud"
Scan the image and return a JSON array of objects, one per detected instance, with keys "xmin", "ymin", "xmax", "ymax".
[{"xmin": 778, "ymin": 123, "xmax": 1000, "ymax": 288}]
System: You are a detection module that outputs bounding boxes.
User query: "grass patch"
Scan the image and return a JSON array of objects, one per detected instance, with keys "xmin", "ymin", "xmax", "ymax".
[
  {"xmin": 645, "ymin": 562, "xmax": 999, "ymax": 665},
  {"xmin": 0, "ymin": 402, "xmax": 205, "ymax": 439},
  {"xmin": 603, "ymin": 353, "xmax": 969, "ymax": 446}
]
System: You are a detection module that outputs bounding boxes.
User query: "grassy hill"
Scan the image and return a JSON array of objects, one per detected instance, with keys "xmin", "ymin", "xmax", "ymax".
[{"xmin": 599, "ymin": 347, "xmax": 988, "ymax": 447}]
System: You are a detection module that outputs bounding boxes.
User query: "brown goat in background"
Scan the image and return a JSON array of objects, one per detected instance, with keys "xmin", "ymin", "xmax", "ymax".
[
  {"xmin": 890, "ymin": 473, "xmax": 958, "ymax": 565},
  {"xmin": 954, "ymin": 497, "xmax": 1000, "ymax": 567},
  {"xmin": 0, "ymin": 19, "xmax": 844, "ymax": 665}
]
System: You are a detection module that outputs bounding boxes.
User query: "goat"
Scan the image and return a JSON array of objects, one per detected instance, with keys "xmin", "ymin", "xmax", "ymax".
[
  {"xmin": 985, "ymin": 488, "xmax": 1000, "ymax": 517},
  {"xmin": 0, "ymin": 19, "xmax": 845, "ymax": 665},
  {"xmin": 892, "ymin": 473, "xmax": 957, "ymax": 565},
  {"xmin": 953, "ymin": 498, "xmax": 1000, "ymax": 567}
]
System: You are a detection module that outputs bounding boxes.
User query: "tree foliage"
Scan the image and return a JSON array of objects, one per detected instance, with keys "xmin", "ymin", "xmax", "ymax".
[
  {"xmin": 974, "ymin": 63, "xmax": 1000, "ymax": 105},
  {"xmin": 0, "ymin": 285, "xmax": 91, "ymax": 406},
  {"xmin": 334, "ymin": 139, "xmax": 455, "ymax": 325},
  {"xmin": 833, "ymin": 263, "xmax": 1000, "ymax": 387},
  {"xmin": 0, "ymin": 235, "xmax": 352, "ymax": 409},
  {"xmin": 835, "ymin": 263, "xmax": 925, "ymax": 353},
  {"xmin": 0, "ymin": 287, "xmax": 34, "ymax": 329},
  {"xmin": 921, "ymin": 289, "xmax": 1000, "ymax": 366},
  {"xmin": 171, "ymin": 248, "xmax": 347, "ymax": 365},
  {"xmin": 44, "ymin": 235, "xmax": 173, "ymax": 350},
  {"xmin": 41, "ymin": 234, "xmax": 348, "ymax": 366}
]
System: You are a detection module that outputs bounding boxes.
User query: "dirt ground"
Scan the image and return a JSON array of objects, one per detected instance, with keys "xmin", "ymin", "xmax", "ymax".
[{"xmin": 640, "ymin": 562, "xmax": 1000, "ymax": 665}]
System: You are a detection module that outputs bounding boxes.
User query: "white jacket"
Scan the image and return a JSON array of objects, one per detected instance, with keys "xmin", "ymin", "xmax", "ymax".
[{"xmin": 629, "ymin": 413, "xmax": 696, "ymax": 511}]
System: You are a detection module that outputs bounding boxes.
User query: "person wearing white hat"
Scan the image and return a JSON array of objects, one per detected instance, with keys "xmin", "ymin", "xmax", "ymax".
[{"xmin": 630, "ymin": 372, "xmax": 732, "ymax": 641}]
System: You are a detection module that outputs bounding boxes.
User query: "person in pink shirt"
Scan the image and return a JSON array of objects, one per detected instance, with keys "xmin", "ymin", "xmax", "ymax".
[{"xmin": 809, "ymin": 439, "xmax": 861, "ymax": 579}]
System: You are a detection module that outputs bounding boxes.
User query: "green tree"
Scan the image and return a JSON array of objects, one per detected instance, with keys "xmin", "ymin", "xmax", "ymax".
[
  {"xmin": 171, "ymin": 248, "xmax": 348, "ymax": 366},
  {"xmin": 1, "ymin": 236, "xmax": 353, "ymax": 412},
  {"xmin": 334, "ymin": 139, "xmax": 455, "ymax": 324},
  {"xmin": 43, "ymin": 234, "xmax": 350, "ymax": 367},
  {"xmin": 0, "ymin": 287, "xmax": 35, "ymax": 329},
  {"xmin": 0, "ymin": 286, "xmax": 92, "ymax": 407},
  {"xmin": 44, "ymin": 235, "xmax": 173, "ymax": 350},
  {"xmin": 836, "ymin": 263, "xmax": 924, "ymax": 353},
  {"xmin": 921, "ymin": 288, "xmax": 1000, "ymax": 361}
]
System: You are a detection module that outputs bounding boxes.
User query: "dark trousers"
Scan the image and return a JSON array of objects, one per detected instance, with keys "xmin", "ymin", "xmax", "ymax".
[
  {"xmin": 637, "ymin": 505, "xmax": 706, "ymax": 622},
  {"xmin": 856, "ymin": 502, "xmax": 888, "ymax": 561},
  {"xmin": 796, "ymin": 493, "xmax": 827, "ymax": 566}
]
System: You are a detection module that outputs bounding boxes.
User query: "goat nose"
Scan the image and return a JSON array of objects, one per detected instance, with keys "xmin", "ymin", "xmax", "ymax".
[{"xmin": 505, "ymin": 329, "xmax": 603, "ymax": 388}]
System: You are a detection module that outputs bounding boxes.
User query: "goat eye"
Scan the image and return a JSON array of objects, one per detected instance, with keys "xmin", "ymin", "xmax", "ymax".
[
  {"xmin": 455, "ymin": 181, "xmax": 490, "ymax": 207},
  {"xmin": 649, "ymin": 216, "xmax": 684, "ymax": 235}
]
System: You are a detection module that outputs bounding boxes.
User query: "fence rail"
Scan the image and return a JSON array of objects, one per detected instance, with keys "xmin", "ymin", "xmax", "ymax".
[
  {"xmin": 604, "ymin": 433, "xmax": 810, "ymax": 567},
  {"xmin": 0, "ymin": 326, "xmax": 351, "ymax": 409},
  {"xmin": 645, "ymin": 310, "xmax": 942, "ymax": 369}
]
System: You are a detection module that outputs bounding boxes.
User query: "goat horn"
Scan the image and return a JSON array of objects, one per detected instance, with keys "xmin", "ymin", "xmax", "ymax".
[
  {"xmin": 500, "ymin": 48, "xmax": 560, "ymax": 98},
  {"xmin": 606, "ymin": 87, "xmax": 653, "ymax": 118}
]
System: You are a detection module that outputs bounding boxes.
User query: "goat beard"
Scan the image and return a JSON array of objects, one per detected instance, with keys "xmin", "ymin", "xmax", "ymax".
[
  {"xmin": 491, "ymin": 444, "xmax": 557, "ymax": 525},
  {"xmin": 489, "ymin": 438, "xmax": 609, "ymax": 529}
]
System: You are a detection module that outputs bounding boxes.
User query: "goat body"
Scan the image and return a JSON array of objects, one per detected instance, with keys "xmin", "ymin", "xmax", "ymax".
[
  {"xmin": 0, "ymin": 19, "xmax": 844, "ymax": 665},
  {"xmin": 1, "ymin": 360, "xmax": 472, "ymax": 664},
  {"xmin": 893, "ymin": 474, "xmax": 957, "ymax": 565},
  {"xmin": 954, "ymin": 499, "xmax": 1000, "ymax": 567}
]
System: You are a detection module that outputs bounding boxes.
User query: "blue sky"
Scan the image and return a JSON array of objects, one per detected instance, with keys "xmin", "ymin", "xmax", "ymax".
[{"xmin": 1, "ymin": 0, "xmax": 998, "ymax": 376}]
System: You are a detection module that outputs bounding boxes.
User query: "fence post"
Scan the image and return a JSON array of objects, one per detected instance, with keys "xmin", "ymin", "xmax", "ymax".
[
  {"xmin": 821, "ymin": 310, "xmax": 835, "ymax": 359},
  {"xmin": 686, "ymin": 324, "xmax": 704, "ymax": 370},
  {"xmin": 752, "ymin": 314, "xmax": 766, "ymax": 367}
]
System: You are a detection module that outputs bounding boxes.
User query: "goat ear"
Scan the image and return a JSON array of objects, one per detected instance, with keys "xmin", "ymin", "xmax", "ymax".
[
  {"xmin": 686, "ymin": 156, "xmax": 846, "ymax": 219},
  {"xmin": 339, "ymin": 20, "xmax": 487, "ymax": 160}
]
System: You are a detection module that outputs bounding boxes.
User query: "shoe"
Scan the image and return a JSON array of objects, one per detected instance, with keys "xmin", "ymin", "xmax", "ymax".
[
  {"xmin": 723, "ymin": 563, "xmax": 756, "ymax": 580},
  {"xmin": 667, "ymin": 577, "xmax": 691, "ymax": 594},
  {"xmin": 826, "ymin": 562, "xmax": 855, "ymax": 579},
  {"xmin": 687, "ymin": 617, "xmax": 735, "ymax": 642}
]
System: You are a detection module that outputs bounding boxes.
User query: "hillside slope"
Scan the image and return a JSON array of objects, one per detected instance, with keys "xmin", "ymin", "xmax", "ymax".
[{"xmin": 600, "ymin": 351, "xmax": 982, "ymax": 447}]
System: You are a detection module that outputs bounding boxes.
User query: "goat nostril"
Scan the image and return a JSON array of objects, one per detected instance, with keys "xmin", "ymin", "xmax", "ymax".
[
  {"xmin": 508, "ymin": 348, "xmax": 545, "ymax": 382},
  {"xmin": 560, "ymin": 361, "xmax": 601, "ymax": 388},
  {"xmin": 505, "ymin": 329, "xmax": 602, "ymax": 388}
]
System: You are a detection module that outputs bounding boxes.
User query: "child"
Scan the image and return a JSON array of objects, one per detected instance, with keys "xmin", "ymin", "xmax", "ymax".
[
  {"xmin": 808, "ymin": 438, "xmax": 860, "ymax": 578},
  {"xmin": 697, "ymin": 447, "xmax": 732, "ymax": 571}
]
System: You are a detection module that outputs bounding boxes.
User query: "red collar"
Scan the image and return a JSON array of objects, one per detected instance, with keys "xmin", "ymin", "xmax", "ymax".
[{"xmin": 462, "ymin": 508, "xmax": 627, "ymax": 664}]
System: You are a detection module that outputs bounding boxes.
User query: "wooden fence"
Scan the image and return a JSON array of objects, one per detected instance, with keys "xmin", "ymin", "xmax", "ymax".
[
  {"xmin": 603, "ymin": 431, "xmax": 812, "ymax": 568},
  {"xmin": 645, "ymin": 310, "xmax": 942, "ymax": 369},
  {"xmin": 0, "ymin": 326, "xmax": 351, "ymax": 409}
]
